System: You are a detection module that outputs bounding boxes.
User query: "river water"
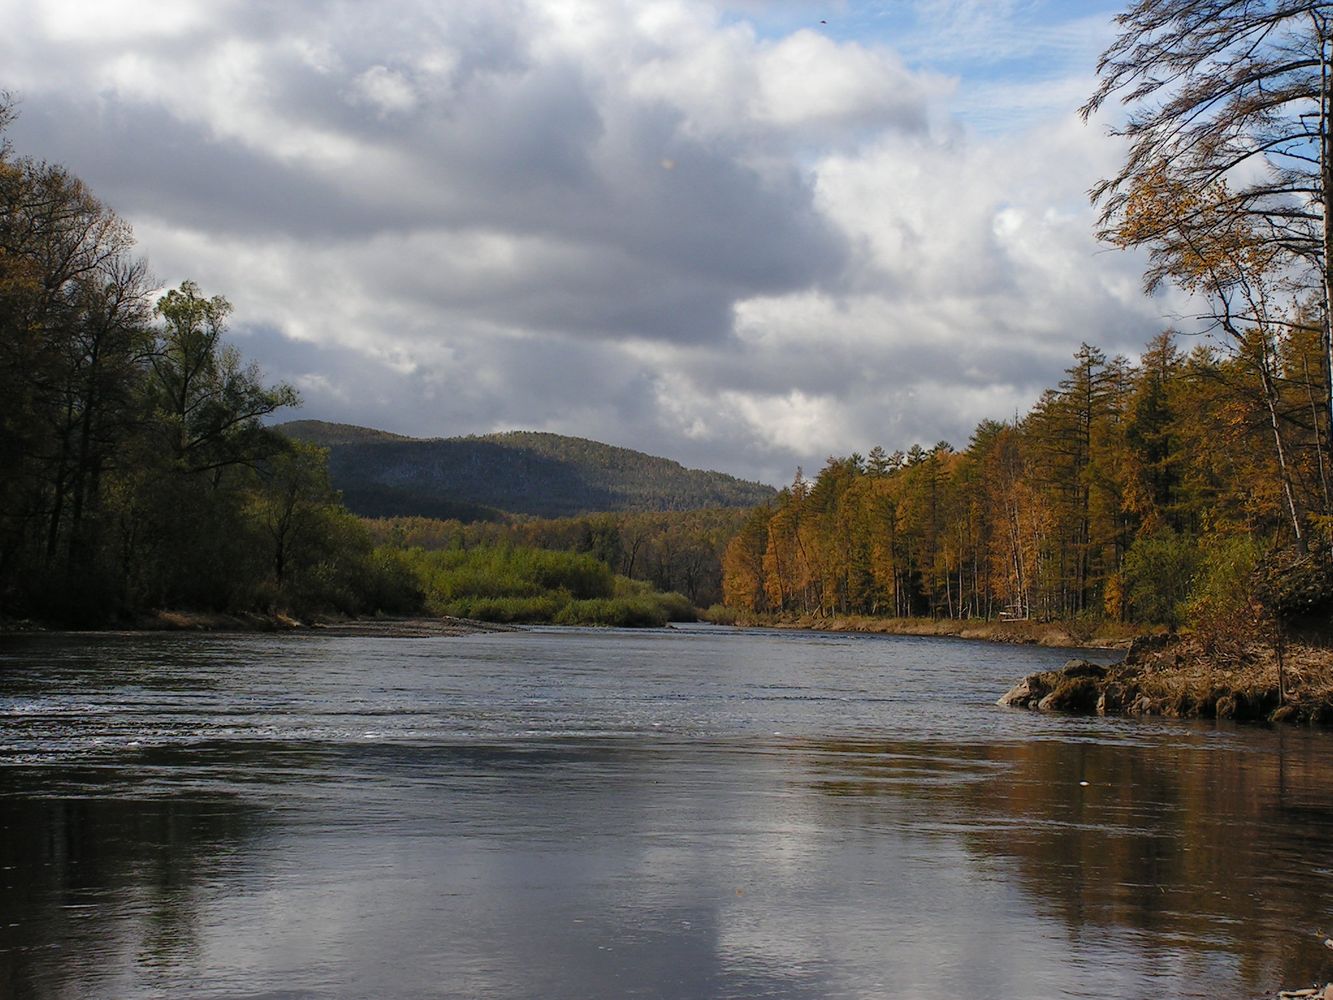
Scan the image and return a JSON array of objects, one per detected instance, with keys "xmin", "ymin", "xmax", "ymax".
[{"xmin": 1, "ymin": 624, "xmax": 1330, "ymax": 999}]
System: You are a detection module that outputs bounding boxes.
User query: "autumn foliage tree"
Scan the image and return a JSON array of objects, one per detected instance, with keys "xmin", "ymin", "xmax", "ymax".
[
  {"xmin": 720, "ymin": 336, "xmax": 1325, "ymax": 628},
  {"xmin": 1083, "ymin": 2, "xmax": 1333, "ymax": 542}
]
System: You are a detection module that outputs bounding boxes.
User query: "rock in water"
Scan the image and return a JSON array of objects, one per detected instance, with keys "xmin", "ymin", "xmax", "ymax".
[
  {"xmin": 1059, "ymin": 659, "xmax": 1108, "ymax": 679},
  {"xmin": 997, "ymin": 674, "xmax": 1048, "ymax": 708},
  {"xmin": 998, "ymin": 660, "xmax": 1110, "ymax": 712}
]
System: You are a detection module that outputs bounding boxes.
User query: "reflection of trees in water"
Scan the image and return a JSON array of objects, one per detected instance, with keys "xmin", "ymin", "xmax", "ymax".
[
  {"xmin": 0, "ymin": 767, "xmax": 266, "ymax": 998},
  {"xmin": 795, "ymin": 732, "xmax": 1333, "ymax": 993}
]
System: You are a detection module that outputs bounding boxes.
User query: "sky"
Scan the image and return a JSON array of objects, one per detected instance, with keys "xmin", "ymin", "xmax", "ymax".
[{"xmin": 1, "ymin": 0, "xmax": 1197, "ymax": 485}]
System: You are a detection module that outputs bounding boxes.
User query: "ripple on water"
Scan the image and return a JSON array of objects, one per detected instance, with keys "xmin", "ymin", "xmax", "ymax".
[{"xmin": 0, "ymin": 628, "xmax": 1330, "ymax": 1000}]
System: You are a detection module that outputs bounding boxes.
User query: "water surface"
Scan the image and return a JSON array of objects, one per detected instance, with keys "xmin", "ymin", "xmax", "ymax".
[{"xmin": 2, "ymin": 624, "xmax": 1330, "ymax": 998}]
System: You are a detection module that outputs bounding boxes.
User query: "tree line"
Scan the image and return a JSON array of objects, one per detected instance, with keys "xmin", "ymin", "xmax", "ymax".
[
  {"xmin": 721, "ymin": 333, "xmax": 1331, "ymax": 631},
  {"xmin": 722, "ymin": 2, "xmax": 1333, "ymax": 636},
  {"xmin": 364, "ymin": 508, "xmax": 747, "ymax": 609},
  {"xmin": 0, "ymin": 99, "xmax": 417, "ymax": 622},
  {"xmin": 394, "ymin": 544, "xmax": 695, "ymax": 627}
]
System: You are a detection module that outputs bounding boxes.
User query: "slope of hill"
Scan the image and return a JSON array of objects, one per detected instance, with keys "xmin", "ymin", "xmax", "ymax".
[
  {"xmin": 275, "ymin": 420, "xmax": 411, "ymax": 447},
  {"xmin": 276, "ymin": 421, "xmax": 776, "ymax": 519}
]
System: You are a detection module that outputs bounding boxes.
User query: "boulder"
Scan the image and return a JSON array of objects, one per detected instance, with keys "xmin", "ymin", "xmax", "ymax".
[
  {"xmin": 999, "ymin": 661, "xmax": 1110, "ymax": 712},
  {"xmin": 997, "ymin": 674, "xmax": 1050, "ymax": 709},
  {"xmin": 1059, "ymin": 658, "xmax": 1108, "ymax": 679},
  {"xmin": 1272, "ymin": 704, "xmax": 1299, "ymax": 723},
  {"xmin": 1097, "ymin": 682, "xmax": 1128, "ymax": 716},
  {"xmin": 1037, "ymin": 676, "xmax": 1102, "ymax": 713}
]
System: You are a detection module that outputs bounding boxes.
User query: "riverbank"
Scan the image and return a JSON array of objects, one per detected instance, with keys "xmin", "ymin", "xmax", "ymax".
[
  {"xmin": 717, "ymin": 612, "xmax": 1333, "ymax": 724},
  {"xmin": 999, "ymin": 634, "xmax": 1333, "ymax": 724},
  {"xmin": 711, "ymin": 611, "xmax": 1140, "ymax": 649},
  {"xmin": 0, "ymin": 610, "xmax": 518, "ymax": 637}
]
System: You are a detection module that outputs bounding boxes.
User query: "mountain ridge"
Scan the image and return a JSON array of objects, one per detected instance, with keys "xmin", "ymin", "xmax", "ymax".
[{"xmin": 276, "ymin": 420, "xmax": 776, "ymax": 520}]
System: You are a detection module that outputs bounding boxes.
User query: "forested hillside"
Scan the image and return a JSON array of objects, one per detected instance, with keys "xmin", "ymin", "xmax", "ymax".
[
  {"xmin": 723, "ymin": 335, "xmax": 1333, "ymax": 638},
  {"xmin": 277, "ymin": 421, "xmax": 776, "ymax": 519}
]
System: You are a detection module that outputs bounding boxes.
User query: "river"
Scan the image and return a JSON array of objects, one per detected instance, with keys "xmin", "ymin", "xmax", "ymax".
[{"xmin": 1, "ymin": 623, "xmax": 1330, "ymax": 999}]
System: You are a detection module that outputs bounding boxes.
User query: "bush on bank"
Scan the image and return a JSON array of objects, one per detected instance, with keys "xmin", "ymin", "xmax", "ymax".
[{"xmin": 401, "ymin": 546, "xmax": 694, "ymax": 626}]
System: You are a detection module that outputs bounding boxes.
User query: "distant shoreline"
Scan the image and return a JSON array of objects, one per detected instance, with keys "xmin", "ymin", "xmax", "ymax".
[
  {"xmin": 715, "ymin": 613, "xmax": 1137, "ymax": 650},
  {"xmin": 0, "ymin": 611, "xmax": 519, "ymax": 638}
]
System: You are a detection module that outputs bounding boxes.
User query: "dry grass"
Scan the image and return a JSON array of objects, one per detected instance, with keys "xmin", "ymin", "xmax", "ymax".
[
  {"xmin": 1003, "ymin": 635, "xmax": 1333, "ymax": 724},
  {"xmin": 736, "ymin": 612, "xmax": 1141, "ymax": 649},
  {"xmin": 136, "ymin": 610, "xmax": 303, "ymax": 631},
  {"xmin": 1131, "ymin": 637, "xmax": 1333, "ymax": 722}
]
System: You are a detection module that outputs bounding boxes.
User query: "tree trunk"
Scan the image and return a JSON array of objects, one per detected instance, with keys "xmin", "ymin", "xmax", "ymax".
[
  {"xmin": 1257, "ymin": 330, "xmax": 1306, "ymax": 550},
  {"xmin": 1320, "ymin": 12, "xmax": 1333, "ymax": 524}
]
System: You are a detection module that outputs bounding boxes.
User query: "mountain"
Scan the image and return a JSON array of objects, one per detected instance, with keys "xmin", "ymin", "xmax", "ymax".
[{"xmin": 276, "ymin": 421, "xmax": 777, "ymax": 520}]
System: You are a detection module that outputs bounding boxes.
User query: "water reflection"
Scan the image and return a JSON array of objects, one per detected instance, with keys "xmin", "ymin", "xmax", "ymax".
[
  {"xmin": 2, "ymin": 629, "xmax": 1332, "ymax": 998},
  {"xmin": 0, "ymin": 791, "xmax": 264, "ymax": 998},
  {"xmin": 797, "ymin": 730, "xmax": 1333, "ymax": 993}
]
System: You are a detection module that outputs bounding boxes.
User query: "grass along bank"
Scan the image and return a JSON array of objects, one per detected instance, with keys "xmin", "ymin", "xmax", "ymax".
[
  {"xmin": 999, "ymin": 634, "xmax": 1333, "ymax": 724},
  {"xmin": 402, "ymin": 545, "xmax": 694, "ymax": 627},
  {"xmin": 700, "ymin": 608, "xmax": 1142, "ymax": 649}
]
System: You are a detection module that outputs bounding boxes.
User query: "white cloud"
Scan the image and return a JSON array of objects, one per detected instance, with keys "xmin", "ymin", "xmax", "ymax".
[
  {"xmin": 349, "ymin": 66, "xmax": 419, "ymax": 117},
  {"xmin": 34, "ymin": 0, "xmax": 223, "ymax": 43},
  {"xmin": 0, "ymin": 0, "xmax": 1187, "ymax": 484},
  {"xmin": 751, "ymin": 31, "xmax": 928, "ymax": 131}
]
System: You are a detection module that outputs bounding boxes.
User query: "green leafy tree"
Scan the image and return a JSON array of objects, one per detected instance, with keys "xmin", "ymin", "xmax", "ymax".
[
  {"xmin": 1123, "ymin": 528, "xmax": 1200, "ymax": 627},
  {"xmin": 251, "ymin": 441, "xmax": 340, "ymax": 590},
  {"xmin": 149, "ymin": 281, "xmax": 298, "ymax": 475}
]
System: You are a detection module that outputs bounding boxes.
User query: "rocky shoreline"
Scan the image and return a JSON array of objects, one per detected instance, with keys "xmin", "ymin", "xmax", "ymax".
[{"xmin": 999, "ymin": 634, "xmax": 1333, "ymax": 725}]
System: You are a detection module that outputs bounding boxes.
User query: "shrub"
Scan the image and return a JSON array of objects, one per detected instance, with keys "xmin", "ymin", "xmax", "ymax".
[
  {"xmin": 1186, "ymin": 533, "xmax": 1264, "ymax": 660},
  {"xmin": 554, "ymin": 597, "xmax": 668, "ymax": 627},
  {"xmin": 655, "ymin": 591, "xmax": 696, "ymax": 622},
  {"xmin": 700, "ymin": 604, "xmax": 738, "ymax": 625},
  {"xmin": 1123, "ymin": 528, "xmax": 1201, "ymax": 628},
  {"xmin": 445, "ymin": 594, "xmax": 564, "ymax": 623},
  {"xmin": 360, "ymin": 547, "xmax": 425, "ymax": 614},
  {"xmin": 1251, "ymin": 525, "xmax": 1333, "ymax": 644},
  {"xmin": 525, "ymin": 549, "xmax": 614, "ymax": 599},
  {"xmin": 410, "ymin": 546, "xmax": 614, "ymax": 611},
  {"xmin": 396, "ymin": 543, "xmax": 686, "ymax": 627}
]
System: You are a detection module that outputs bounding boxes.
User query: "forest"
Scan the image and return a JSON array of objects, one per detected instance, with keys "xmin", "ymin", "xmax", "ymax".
[
  {"xmin": 720, "ymin": 334, "xmax": 1331, "ymax": 638},
  {"xmin": 0, "ymin": 96, "xmax": 410, "ymax": 621},
  {"xmin": 722, "ymin": 1, "xmax": 1333, "ymax": 646},
  {"xmin": 0, "ymin": 95, "xmax": 715, "ymax": 626},
  {"xmin": 363, "ymin": 508, "xmax": 747, "ymax": 609}
]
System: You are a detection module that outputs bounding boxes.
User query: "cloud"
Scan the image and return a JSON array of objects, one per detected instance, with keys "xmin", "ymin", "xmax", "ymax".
[
  {"xmin": 350, "ymin": 66, "xmax": 420, "ymax": 118},
  {"xmin": 0, "ymin": 0, "xmax": 1186, "ymax": 485}
]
